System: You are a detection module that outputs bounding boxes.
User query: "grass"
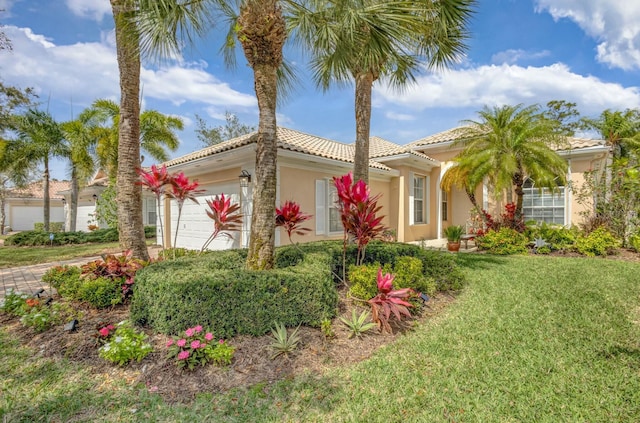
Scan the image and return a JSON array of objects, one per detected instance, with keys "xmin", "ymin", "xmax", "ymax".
[
  {"xmin": 0, "ymin": 240, "xmax": 156, "ymax": 268},
  {"xmin": 1, "ymin": 254, "xmax": 640, "ymax": 422}
]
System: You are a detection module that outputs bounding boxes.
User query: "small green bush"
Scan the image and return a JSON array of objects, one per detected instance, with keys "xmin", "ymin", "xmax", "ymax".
[
  {"xmin": 575, "ymin": 227, "xmax": 619, "ymax": 257},
  {"xmin": 5, "ymin": 226, "xmax": 156, "ymax": 247},
  {"xmin": 77, "ymin": 277, "xmax": 123, "ymax": 308},
  {"xmin": 347, "ymin": 262, "xmax": 388, "ymax": 300},
  {"xmin": 629, "ymin": 232, "xmax": 640, "ymax": 252},
  {"xmin": 99, "ymin": 321, "xmax": 152, "ymax": 366},
  {"xmin": 42, "ymin": 265, "xmax": 83, "ymax": 300},
  {"xmin": 131, "ymin": 250, "xmax": 338, "ymax": 337},
  {"xmin": 33, "ymin": 222, "xmax": 64, "ymax": 232},
  {"xmin": 476, "ymin": 228, "xmax": 529, "ymax": 255},
  {"xmin": 526, "ymin": 223, "xmax": 578, "ymax": 252}
]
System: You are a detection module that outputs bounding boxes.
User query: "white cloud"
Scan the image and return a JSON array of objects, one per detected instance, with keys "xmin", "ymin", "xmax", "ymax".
[
  {"xmin": 374, "ymin": 63, "xmax": 640, "ymax": 117},
  {"xmin": 0, "ymin": 25, "xmax": 256, "ymax": 113},
  {"xmin": 385, "ymin": 111, "xmax": 415, "ymax": 121},
  {"xmin": 65, "ymin": 0, "xmax": 111, "ymax": 22},
  {"xmin": 535, "ymin": 0, "xmax": 640, "ymax": 70},
  {"xmin": 0, "ymin": 0, "xmax": 16, "ymax": 16},
  {"xmin": 491, "ymin": 49, "xmax": 551, "ymax": 65}
]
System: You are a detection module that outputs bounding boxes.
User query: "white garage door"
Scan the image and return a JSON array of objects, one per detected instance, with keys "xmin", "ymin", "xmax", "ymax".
[
  {"xmin": 10, "ymin": 206, "xmax": 65, "ymax": 231},
  {"xmin": 76, "ymin": 204, "xmax": 98, "ymax": 232},
  {"xmin": 169, "ymin": 183, "xmax": 241, "ymax": 251}
]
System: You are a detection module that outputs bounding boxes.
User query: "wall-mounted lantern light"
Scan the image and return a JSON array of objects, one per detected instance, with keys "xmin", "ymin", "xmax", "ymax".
[
  {"xmin": 61, "ymin": 198, "xmax": 66, "ymax": 204},
  {"xmin": 92, "ymin": 194, "xmax": 98, "ymax": 201},
  {"xmin": 239, "ymin": 170, "xmax": 252, "ymax": 188}
]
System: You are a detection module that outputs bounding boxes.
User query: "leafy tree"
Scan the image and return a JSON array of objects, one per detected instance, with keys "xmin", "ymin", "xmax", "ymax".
[
  {"xmin": 543, "ymin": 100, "xmax": 581, "ymax": 137},
  {"xmin": 108, "ymin": 0, "xmax": 213, "ymax": 260},
  {"xmin": 455, "ymin": 104, "xmax": 568, "ymax": 222},
  {"xmin": 0, "ymin": 139, "xmax": 38, "ymax": 234},
  {"xmin": 14, "ymin": 109, "xmax": 68, "ymax": 232},
  {"xmin": 289, "ymin": 0, "xmax": 475, "ymax": 184},
  {"xmin": 195, "ymin": 112, "xmax": 255, "ymax": 146}
]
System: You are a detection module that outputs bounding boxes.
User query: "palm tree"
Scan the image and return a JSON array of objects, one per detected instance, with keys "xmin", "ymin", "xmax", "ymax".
[
  {"xmin": 109, "ymin": 0, "xmax": 213, "ymax": 260},
  {"xmin": 81, "ymin": 99, "xmax": 183, "ymax": 179},
  {"xmin": 455, "ymin": 104, "xmax": 568, "ymax": 221},
  {"xmin": 15, "ymin": 109, "xmax": 68, "ymax": 232},
  {"xmin": 60, "ymin": 119, "xmax": 97, "ymax": 232},
  {"xmin": 440, "ymin": 162, "xmax": 481, "ymax": 211},
  {"xmin": 289, "ymin": 0, "xmax": 475, "ymax": 184},
  {"xmin": 582, "ymin": 109, "xmax": 640, "ymax": 159}
]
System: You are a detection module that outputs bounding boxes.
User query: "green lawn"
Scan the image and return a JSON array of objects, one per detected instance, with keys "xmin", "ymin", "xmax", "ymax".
[
  {"xmin": 0, "ymin": 241, "xmax": 155, "ymax": 268},
  {"xmin": 1, "ymin": 254, "xmax": 639, "ymax": 422}
]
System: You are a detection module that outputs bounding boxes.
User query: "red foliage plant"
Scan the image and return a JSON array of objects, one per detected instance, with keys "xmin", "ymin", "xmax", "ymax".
[
  {"xmin": 201, "ymin": 193, "xmax": 243, "ymax": 252},
  {"xmin": 368, "ymin": 268, "xmax": 414, "ymax": 334},
  {"xmin": 275, "ymin": 200, "xmax": 312, "ymax": 243},
  {"xmin": 80, "ymin": 250, "xmax": 147, "ymax": 299},
  {"xmin": 332, "ymin": 173, "xmax": 387, "ymax": 265}
]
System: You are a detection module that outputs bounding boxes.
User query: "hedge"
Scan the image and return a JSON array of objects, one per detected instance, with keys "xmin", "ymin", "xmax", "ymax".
[
  {"xmin": 130, "ymin": 249, "xmax": 339, "ymax": 337},
  {"xmin": 5, "ymin": 226, "xmax": 156, "ymax": 246}
]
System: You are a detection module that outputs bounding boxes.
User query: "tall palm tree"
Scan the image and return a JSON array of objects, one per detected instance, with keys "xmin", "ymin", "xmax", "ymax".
[
  {"xmin": 582, "ymin": 109, "xmax": 640, "ymax": 159},
  {"xmin": 440, "ymin": 162, "xmax": 481, "ymax": 211},
  {"xmin": 109, "ymin": 0, "xmax": 213, "ymax": 260},
  {"xmin": 454, "ymin": 104, "xmax": 568, "ymax": 221},
  {"xmin": 60, "ymin": 119, "xmax": 97, "ymax": 232},
  {"xmin": 15, "ymin": 109, "xmax": 68, "ymax": 232},
  {"xmin": 289, "ymin": 0, "xmax": 475, "ymax": 184},
  {"xmin": 82, "ymin": 99, "xmax": 183, "ymax": 179}
]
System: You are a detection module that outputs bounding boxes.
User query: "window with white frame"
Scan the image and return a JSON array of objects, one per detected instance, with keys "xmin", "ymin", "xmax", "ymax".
[
  {"xmin": 316, "ymin": 179, "xmax": 343, "ymax": 234},
  {"xmin": 410, "ymin": 174, "xmax": 428, "ymax": 225},
  {"xmin": 441, "ymin": 190, "xmax": 448, "ymax": 222},
  {"xmin": 522, "ymin": 178, "xmax": 565, "ymax": 225},
  {"xmin": 146, "ymin": 198, "xmax": 157, "ymax": 226}
]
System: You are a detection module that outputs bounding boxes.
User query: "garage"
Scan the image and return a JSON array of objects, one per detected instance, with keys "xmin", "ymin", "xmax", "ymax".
[
  {"xmin": 9, "ymin": 205, "xmax": 65, "ymax": 231},
  {"xmin": 167, "ymin": 183, "xmax": 242, "ymax": 251}
]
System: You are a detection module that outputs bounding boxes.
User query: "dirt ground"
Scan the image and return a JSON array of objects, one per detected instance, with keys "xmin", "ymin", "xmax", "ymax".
[{"xmin": 0, "ymin": 289, "xmax": 457, "ymax": 403}]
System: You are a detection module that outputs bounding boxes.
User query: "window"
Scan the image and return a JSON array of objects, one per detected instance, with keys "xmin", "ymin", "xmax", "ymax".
[
  {"xmin": 410, "ymin": 174, "xmax": 429, "ymax": 225},
  {"xmin": 522, "ymin": 178, "xmax": 565, "ymax": 225},
  {"xmin": 146, "ymin": 198, "xmax": 157, "ymax": 226},
  {"xmin": 316, "ymin": 179, "xmax": 343, "ymax": 235},
  {"xmin": 441, "ymin": 190, "xmax": 448, "ymax": 222}
]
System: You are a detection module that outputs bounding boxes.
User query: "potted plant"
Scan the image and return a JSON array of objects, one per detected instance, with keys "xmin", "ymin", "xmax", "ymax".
[{"xmin": 443, "ymin": 225, "xmax": 464, "ymax": 252}]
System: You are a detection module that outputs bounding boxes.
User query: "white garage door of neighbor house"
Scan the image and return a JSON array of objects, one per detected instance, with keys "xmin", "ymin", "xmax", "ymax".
[
  {"xmin": 170, "ymin": 184, "xmax": 241, "ymax": 251},
  {"xmin": 76, "ymin": 205, "xmax": 97, "ymax": 232},
  {"xmin": 11, "ymin": 206, "xmax": 65, "ymax": 231}
]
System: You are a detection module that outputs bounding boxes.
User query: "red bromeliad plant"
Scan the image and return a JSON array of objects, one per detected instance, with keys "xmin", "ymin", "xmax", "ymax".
[
  {"xmin": 166, "ymin": 172, "xmax": 204, "ymax": 250},
  {"xmin": 80, "ymin": 250, "xmax": 147, "ymax": 300},
  {"xmin": 275, "ymin": 200, "xmax": 312, "ymax": 244},
  {"xmin": 368, "ymin": 268, "xmax": 414, "ymax": 334},
  {"xmin": 333, "ymin": 172, "xmax": 387, "ymax": 266},
  {"xmin": 137, "ymin": 165, "xmax": 171, "ymax": 250},
  {"xmin": 201, "ymin": 193, "xmax": 243, "ymax": 253}
]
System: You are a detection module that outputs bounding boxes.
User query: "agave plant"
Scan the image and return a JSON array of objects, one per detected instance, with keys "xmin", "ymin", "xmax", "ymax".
[
  {"xmin": 201, "ymin": 193, "xmax": 243, "ymax": 253},
  {"xmin": 275, "ymin": 200, "xmax": 312, "ymax": 244},
  {"xmin": 340, "ymin": 309, "xmax": 377, "ymax": 338},
  {"xmin": 269, "ymin": 322, "xmax": 301, "ymax": 360},
  {"xmin": 368, "ymin": 268, "xmax": 414, "ymax": 334}
]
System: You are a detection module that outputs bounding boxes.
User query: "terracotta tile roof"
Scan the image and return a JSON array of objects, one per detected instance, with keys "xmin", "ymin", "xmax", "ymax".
[
  {"xmin": 8, "ymin": 180, "xmax": 71, "ymax": 199},
  {"xmin": 163, "ymin": 127, "xmax": 393, "ymax": 171},
  {"xmin": 369, "ymin": 136, "xmax": 437, "ymax": 163},
  {"xmin": 407, "ymin": 126, "xmax": 606, "ymax": 152}
]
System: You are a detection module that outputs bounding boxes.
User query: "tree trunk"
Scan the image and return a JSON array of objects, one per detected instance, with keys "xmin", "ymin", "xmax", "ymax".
[
  {"xmin": 70, "ymin": 169, "xmax": 79, "ymax": 232},
  {"xmin": 43, "ymin": 156, "xmax": 50, "ymax": 232},
  {"xmin": 513, "ymin": 171, "xmax": 524, "ymax": 221},
  {"xmin": 238, "ymin": 0, "xmax": 285, "ymax": 270},
  {"xmin": 0, "ymin": 195, "xmax": 5, "ymax": 235},
  {"xmin": 111, "ymin": 0, "xmax": 149, "ymax": 261},
  {"xmin": 353, "ymin": 71, "xmax": 375, "ymax": 185}
]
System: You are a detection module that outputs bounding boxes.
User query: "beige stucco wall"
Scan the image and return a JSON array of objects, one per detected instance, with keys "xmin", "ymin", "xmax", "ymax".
[
  {"xmin": 278, "ymin": 166, "xmax": 393, "ymax": 245},
  {"xmin": 391, "ymin": 165, "xmax": 439, "ymax": 242}
]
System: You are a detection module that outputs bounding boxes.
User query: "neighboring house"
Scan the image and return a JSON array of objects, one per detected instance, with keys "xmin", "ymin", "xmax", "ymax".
[
  {"xmin": 4, "ymin": 180, "xmax": 69, "ymax": 231},
  {"xmin": 57, "ymin": 171, "xmax": 158, "ymax": 232},
  {"xmin": 158, "ymin": 127, "xmax": 608, "ymax": 251}
]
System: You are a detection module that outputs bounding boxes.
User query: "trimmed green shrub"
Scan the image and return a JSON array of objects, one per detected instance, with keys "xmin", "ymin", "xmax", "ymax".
[
  {"xmin": 348, "ymin": 256, "xmax": 437, "ymax": 300},
  {"xmin": 131, "ymin": 250, "xmax": 338, "ymax": 337},
  {"xmin": 526, "ymin": 222, "xmax": 578, "ymax": 252},
  {"xmin": 77, "ymin": 277, "xmax": 123, "ymax": 308},
  {"xmin": 5, "ymin": 226, "xmax": 156, "ymax": 246},
  {"xmin": 575, "ymin": 227, "xmax": 619, "ymax": 257},
  {"xmin": 630, "ymin": 232, "xmax": 640, "ymax": 253},
  {"xmin": 33, "ymin": 222, "xmax": 64, "ymax": 232},
  {"xmin": 476, "ymin": 228, "xmax": 529, "ymax": 255}
]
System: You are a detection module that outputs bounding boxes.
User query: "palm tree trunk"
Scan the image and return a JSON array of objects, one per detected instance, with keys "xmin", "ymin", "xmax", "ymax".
[
  {"xmin": 111, "ymin": 0, "xmax": 149, "ymax": 261},
  {"xmin": 43, "ymin": 156, "xmax": 50, "ymax": 232},
  {"xmin": 238, "ymin": 0, "xmax": 285, "ymax": 270},
  {"xmin": 246, "ymin": 63, "xmax": 278, "ymax": 270},
  {"xmin": 513, "ymin": 172, "xmax": 524, "ymax": 221},
  {"xmin": 70, "ymin": 169, "xmax": 79, "ymax": 232},
  {"xmin": 353, "ymin": 71, "xmax": 375, "ymax": 185},
  {"xmin": 0, "ymin": 195, "xmax": 6, "ymax": 235}
]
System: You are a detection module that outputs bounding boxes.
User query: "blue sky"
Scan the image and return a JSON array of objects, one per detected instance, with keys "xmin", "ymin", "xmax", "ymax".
[{"xmin": 1, "ymin": 0, "xmax": 639, "ymax": 180}]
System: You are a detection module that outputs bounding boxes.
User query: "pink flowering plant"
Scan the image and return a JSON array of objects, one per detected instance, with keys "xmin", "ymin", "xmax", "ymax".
[
  {"xmin": 166, "ymin": 325, "xmax": 235, "ymax": 370},
  {"xmin": 94, "ymin": 322, "xmax": 116, "ymax": 345}
]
